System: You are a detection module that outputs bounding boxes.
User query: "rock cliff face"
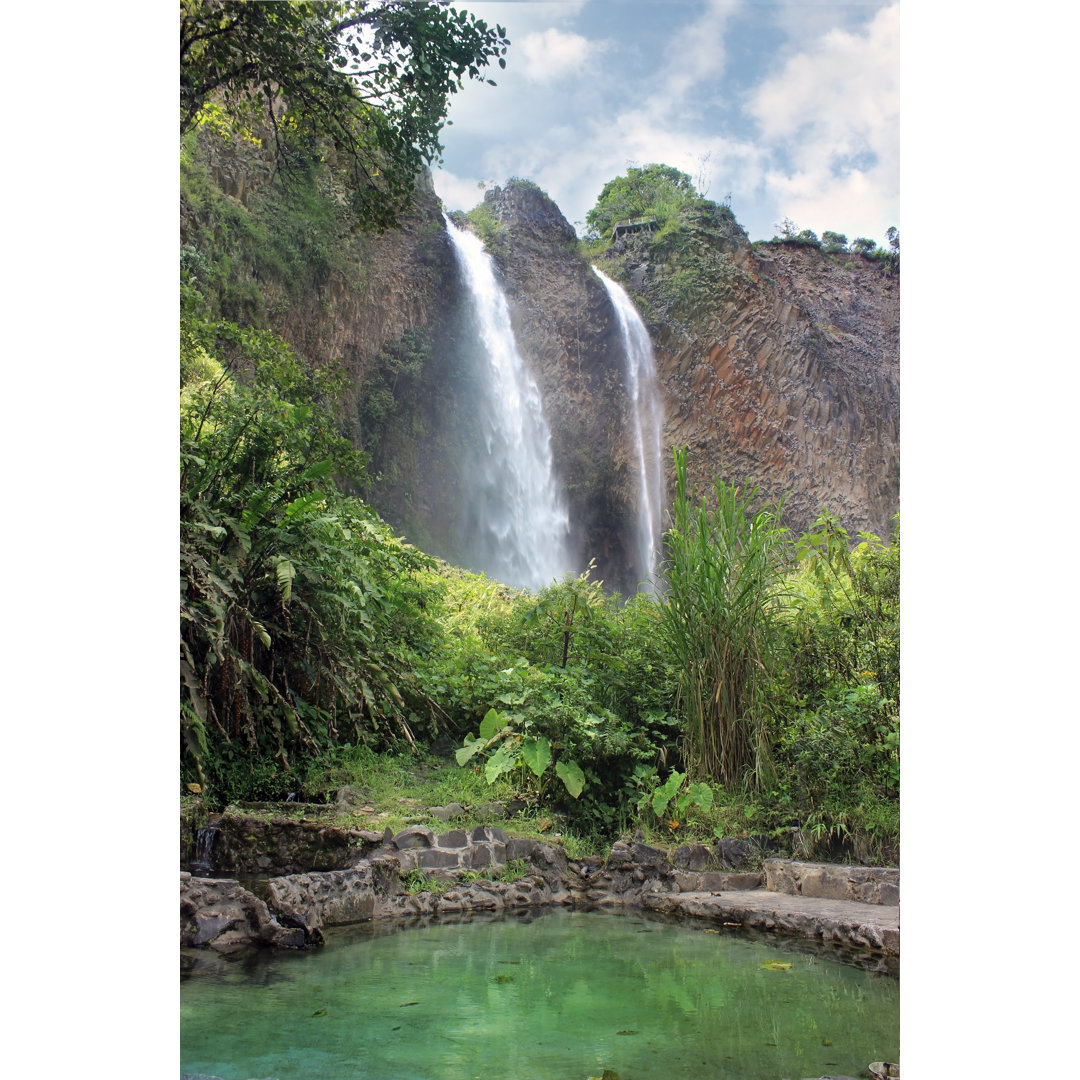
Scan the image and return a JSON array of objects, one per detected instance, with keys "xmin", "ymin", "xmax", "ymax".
[
  {"xmin": 607, "ymin": 227, "xmax": 900, "ymax": 541},
  {"xmin": 467, "ymin": 183, "xmax": 899, "ymax": 578},
  {"xmin": 182, "ymin": 136, "xmax": 899, "ymax": 592}
]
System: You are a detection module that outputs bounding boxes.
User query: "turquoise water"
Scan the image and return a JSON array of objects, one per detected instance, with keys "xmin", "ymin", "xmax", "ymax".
[{"xmin": 181, "ymin": 909, "xmax": 898, "ymax": 1080}]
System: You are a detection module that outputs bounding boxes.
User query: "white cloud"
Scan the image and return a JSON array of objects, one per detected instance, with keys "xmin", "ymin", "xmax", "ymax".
[
  {"xmin": 432, "ymin": 168, "xmax": 489, "ymax": 214},
  {"xmin": 450, "ymin": 1, "xmax": 590, "ymax": 37},
  {"xmin": 747, "ymin": 2, "xmax": 899, "ymax": 237},
  {"xmin": 659, "ymin": 0, "xmax": 742, "ymax": 104},
  {"xmin": 432, "ymin": 1, "xmax": 899, "ymax": 242},
  {"xmin": 519, "ymin": 27, "xmax": 599, "ymax": 83}
]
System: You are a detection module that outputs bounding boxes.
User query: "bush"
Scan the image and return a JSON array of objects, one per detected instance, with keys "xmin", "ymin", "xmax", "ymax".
[{"xmin": 180, "ymin": 309, "xmax": 445, "ymax": 801}]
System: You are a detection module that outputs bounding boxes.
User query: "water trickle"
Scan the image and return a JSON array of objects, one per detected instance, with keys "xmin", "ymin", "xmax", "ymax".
[
  {"xmin": 189, "ymin": 823, "xmax": 220, "ymax": 874},
  {"xmin": 444, "ymin": 216, "xmax": 571, "ymax": 591},
  {"xmin": 593, "ymin": 267, "xmax": 665, "ymax": 590}
]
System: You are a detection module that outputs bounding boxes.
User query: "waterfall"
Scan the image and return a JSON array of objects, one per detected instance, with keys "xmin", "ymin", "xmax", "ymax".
[
  {"xmin": 444, "ymin": 215, "xmax": 571, "ymax": 591},
  {"xmin": 592, "ymin": 267, "xmax": 665, "ymax": 590},
  {"xmin": 190, "ymin": 822, "xmax": 220, "ymax": 874}
]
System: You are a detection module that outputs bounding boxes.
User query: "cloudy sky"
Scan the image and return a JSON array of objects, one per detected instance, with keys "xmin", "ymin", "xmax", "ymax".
[{"xmin": 433, "ymin": 0, "xmax": 899, "ymax": 244}]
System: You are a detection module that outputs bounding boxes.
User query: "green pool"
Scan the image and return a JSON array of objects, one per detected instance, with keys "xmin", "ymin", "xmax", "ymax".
[{"xmin": 181, "ymin": 908, "xmax": 898, "ymax": 1079}]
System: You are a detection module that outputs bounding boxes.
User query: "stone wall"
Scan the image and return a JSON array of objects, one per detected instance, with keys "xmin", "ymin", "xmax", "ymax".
[
  {"xmin": 180, "ymin": 812, "xmax": 899, "ymax": 958},
  {"xmin": 180, "ymin": 873, "xmax": 309, "ymax": 954},
  {"xmin": 180, "ymin": 809, "xmax": 383, "ymax": 875},
  {"xmin": 764, "ymin": 859, "xmax": 900, "ymax": 906}
]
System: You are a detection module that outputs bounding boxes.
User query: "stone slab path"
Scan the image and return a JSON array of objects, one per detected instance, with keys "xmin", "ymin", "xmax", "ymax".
[{"xmin": 643, "ymin": 888, "xmax": 900, "ymax": 957}]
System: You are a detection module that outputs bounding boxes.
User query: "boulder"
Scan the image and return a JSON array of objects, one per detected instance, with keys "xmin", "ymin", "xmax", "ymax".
[{"xmin": 180, "ymin": 874, "xmax": 309, "ymax": 953}]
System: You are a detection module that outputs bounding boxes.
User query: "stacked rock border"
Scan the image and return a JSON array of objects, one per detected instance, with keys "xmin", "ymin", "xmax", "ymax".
[{"xmin": 181, "ymin": 813, "xmax": 899, "ymax": 963}]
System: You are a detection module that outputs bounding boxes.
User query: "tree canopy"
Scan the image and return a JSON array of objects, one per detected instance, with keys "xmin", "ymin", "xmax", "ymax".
[
  {"xmin": 584, "ymin": 164, "xmax": 700, "ymax": 239},
  {"xmin": 180, "ymin": 0, "xmax": 509, "ymax": 231}
]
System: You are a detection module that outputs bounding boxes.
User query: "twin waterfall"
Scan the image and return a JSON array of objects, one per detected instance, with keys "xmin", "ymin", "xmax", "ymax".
[{"xmin": 444, "ymin": 217, "xmax": 664, "ymax": 594}]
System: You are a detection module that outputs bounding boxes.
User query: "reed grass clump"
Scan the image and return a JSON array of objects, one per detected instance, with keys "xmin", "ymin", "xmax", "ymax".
[{"xmin": 659, "ymin": 448, "xmax": 787, "ymax": 788}]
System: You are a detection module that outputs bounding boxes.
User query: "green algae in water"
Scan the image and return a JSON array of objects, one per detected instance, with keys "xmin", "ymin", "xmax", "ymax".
[{"xmin": 181, "ymin": 909, "xmax": 898, "ymax": 1080}]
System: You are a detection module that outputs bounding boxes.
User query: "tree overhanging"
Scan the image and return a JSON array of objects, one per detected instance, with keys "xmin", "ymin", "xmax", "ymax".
[{"xmin": 180, "ymin": 0, "xmax": 508, "ymax": 231}]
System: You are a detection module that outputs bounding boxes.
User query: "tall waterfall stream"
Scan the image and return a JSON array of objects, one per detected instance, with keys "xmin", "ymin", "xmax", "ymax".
[
  {"xmin": 444, "ymin": 216, "xmax": 572, "ymax": 592},
  {"xmin": 593, "ymin": 267, "xmax": 666, "ymax": 589}
]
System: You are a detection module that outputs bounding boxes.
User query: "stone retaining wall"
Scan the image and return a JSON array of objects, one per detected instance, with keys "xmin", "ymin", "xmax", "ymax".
[
  {"xmin": 764, "ymin": 859, "xmax": 900, "ymax": 906},
  {"xmin": 180, "ymin": 812, "xmax": 899, "ymax": 959},
  {"xmin": 643, "ymin": 889, "xmax": 900, "ymax": 958},
  {"xmin": 182, "ymin": 811, "xmax": 382, "ymax": 875}
]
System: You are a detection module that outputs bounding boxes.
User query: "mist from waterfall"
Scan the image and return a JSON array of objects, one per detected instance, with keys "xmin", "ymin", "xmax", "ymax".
[
  {"xmin": 444, "ymin": 215, "xmax": 572, "ymax": 591},
  {"xmin": 593, "ymin": 267, "xmax": 665, "ymax": 591}
]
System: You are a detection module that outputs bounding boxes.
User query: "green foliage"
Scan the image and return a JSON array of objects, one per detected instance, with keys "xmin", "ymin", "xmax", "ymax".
[
  {"xmin": 586, "ymin": 169, "xmax": 750, "ymax": 322},
  {"xmin": 356, "ymin": 327, "xmax": 432, "ymax": 451},
  {"xmin": 180, "ymin": 127, "xmax": 361, "ymax": 327},
  {"xmin": 775, "ymin": 513, "xmax": 900, "ymax": 801},
  {"xmin": 821, "ymin": 231, "xmax": 848, "ymax": 254},
  {"xmin": 180, "ymin": 306, "xmax": 445, "ymax": 803},
  {"xmin": 585, "ymin": 164, "xmax": 698, "ymax": 239},
  {"xmin": 456, "ymin": 858, "xmax": 530, "ymax": 885},
  {"xmin": 635, "ymin": 769, "xmax": 715, "ymax": 828},
  {"xmin": 449, "ymin": 690, "xmax": 603, "ymax": 805},
  {"xmin": 463, "ymin": 200, "xmax": 507, "ymax": 256},
  {"xmin": 180, "ymin": 0, "xmax": 509, "ymax": 232},
  {"xmin": 658, "ymin": 448, "xmax": 788, "ymax": 788},
  {"xmin": 409, "ymin": 564, "xmax": 679, "ymax": 832},
  {"xmin": 402, "ymin": 868, "xmax": 451, "ymax": 894}
]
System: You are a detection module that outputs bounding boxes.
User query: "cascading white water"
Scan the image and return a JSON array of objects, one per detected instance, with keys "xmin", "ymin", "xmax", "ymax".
[
  {"xmin": 444, "ymin": 215, "xmax": 571, "ymax": 591},
  {"xmin": 593, "ymin": 267, "xmax": 665, "ymax": 590}
]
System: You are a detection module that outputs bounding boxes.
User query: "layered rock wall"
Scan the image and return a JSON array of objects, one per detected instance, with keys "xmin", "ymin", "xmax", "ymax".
[{"xmin": 605, "ymin": 230, "xmax": 900, "ymax": 540}]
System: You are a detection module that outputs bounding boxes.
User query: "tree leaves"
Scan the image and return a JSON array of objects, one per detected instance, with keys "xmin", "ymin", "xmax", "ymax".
[
  {"xmin": 180, "ymin": 1, "xmax": 510, "ymax": 233},
  {"xmin": 275, "ymin": 558, "xmax": 296, "ymax": 602},
  {"xmin": 484, "ymin": 742, "xmax": 518, "ymax": 784},
  {"xmin": 651, "ymin": 769, "xmax": 683, "ymax": 819},
  {"xmin": 478, "ymin": 707, "xmax": 502, "ymax": 740}
]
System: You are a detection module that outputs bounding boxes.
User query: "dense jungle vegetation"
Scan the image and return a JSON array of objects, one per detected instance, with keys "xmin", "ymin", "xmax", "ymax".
[{"xmin": 179, "ymin": 0, "xmax": 899, "ymax": 864}]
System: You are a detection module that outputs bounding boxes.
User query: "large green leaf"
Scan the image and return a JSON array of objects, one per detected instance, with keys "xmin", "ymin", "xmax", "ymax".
[
  {"xmin": 521, "ymin": 735, "xmax": 551, "ymax": 778},
  {"xmin": 652, "ymin": 770, "xmax": 683, "ymax": 819},
  {"xmin": 301, "ymin": 458, "xmax": 334, "ymax": 480},
  {"xmin": 276, "ymin": 558, "xmax": 296, "ymax": 602},
  {"xmin": 479, "ymin": 708, "xmax": 502, "ymax": 740},
  {"xmin": 485, "ymin": 742, "xmax": 518, "ymax": 784},
  {"xmin": 555, "ymin": 759, "xmax": 586, "ymax": 799},
  {"xmin": 689, "ymin": 781, "xmax": 714, "ymax": 813},
  {"xmin": 455, "ymin": 736, "xmax": 485, "ymax": 766}
]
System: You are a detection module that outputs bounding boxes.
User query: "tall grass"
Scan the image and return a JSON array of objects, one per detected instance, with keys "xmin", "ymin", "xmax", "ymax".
[{"xmin": 659, "ymin": 449, "xmax": 787, "ymax": 788}]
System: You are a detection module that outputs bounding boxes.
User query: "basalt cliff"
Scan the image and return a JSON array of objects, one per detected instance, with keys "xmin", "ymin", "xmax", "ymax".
[{"xmin": 181, "ymin": 133, "xmax": 898, "ymax": 595}]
